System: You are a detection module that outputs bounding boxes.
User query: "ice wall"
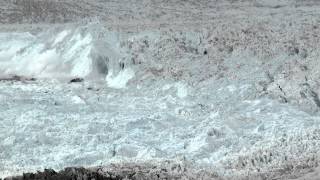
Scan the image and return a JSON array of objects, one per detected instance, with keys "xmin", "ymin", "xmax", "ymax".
[{"xmin": 0, "ymin": 24, "xmax": 133, "ymax": 86}]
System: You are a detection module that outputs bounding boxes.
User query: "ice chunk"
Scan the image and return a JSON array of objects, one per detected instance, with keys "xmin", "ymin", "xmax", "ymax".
[
  {"xmin": 106, "ymin": 68, "xmax": 135, "ymax": 89},
  {"xmin": 175, "ymin": 82, "xmax": 188, "ymax": 98}
]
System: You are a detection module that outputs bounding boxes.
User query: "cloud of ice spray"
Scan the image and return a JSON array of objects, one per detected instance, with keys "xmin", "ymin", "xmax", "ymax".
[{"xmin": 0, "ymin": 23, "xmax": 134, "ymax": 87}]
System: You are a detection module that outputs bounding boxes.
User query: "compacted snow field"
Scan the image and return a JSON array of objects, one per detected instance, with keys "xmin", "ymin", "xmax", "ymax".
[{"xmin": 2, "ymin": 0, "xmax": 320, "ymax": 179}]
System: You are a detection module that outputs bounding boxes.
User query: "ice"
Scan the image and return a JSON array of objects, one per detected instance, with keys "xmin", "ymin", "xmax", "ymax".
[
  {"xmin": 1, "ymin": 75, "xmax": 319, "ymax": 179},
  {"xmin": 0, "ymin": 24, "xmax": 126, "ymax": 82},
  {"xmin": 53, "ymin": 30, "xmax": 70, "ymax": 46},
  {"xmin": 161, "ymin": 83, "xmax": 188, "ymax": 98},
  {"xmin": 175, "ymin": 82, "xmax": 188, "ymax": 98},
  {"xmin": 106, "ymin": 68, "xmax": 135, "ymax": 89},
  {"xmin": 71, "ymin": 95, "xmax": 86, "ymax": 104},
  {"xmin": 2, "ymin": 0, "xmax": 320, "ymax": 178},
  {"xmin": 1, "ymin": 20, "xmax": 320, "ymax": 179}
]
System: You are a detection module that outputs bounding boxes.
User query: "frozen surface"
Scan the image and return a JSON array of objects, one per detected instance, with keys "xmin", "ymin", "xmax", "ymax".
[
  {"xmin": 1, "ymin": 77, "xmax": 320, "ymax": 179},
  {"xmin": 1, "ymin": 25, "xmax": 320, "ymax": 179},
  {"xmin": 2, "ymin": 0, "xmax": 320, "ymax": 179}
]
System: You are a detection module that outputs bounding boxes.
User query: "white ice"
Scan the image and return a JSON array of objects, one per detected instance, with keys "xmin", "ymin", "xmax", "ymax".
[
  {"xmin": 0, "ymin": 24, "xmax": 128, "ymax": 84},
  {"xmin": 1, "ymin": 24, "xmax": 320, "ymax": 179}
]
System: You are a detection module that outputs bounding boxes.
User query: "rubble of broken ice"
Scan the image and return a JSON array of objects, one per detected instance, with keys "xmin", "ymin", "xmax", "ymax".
[{"xmin": 1, "ymin": 23, "xmax": 320, "ymax": 178}]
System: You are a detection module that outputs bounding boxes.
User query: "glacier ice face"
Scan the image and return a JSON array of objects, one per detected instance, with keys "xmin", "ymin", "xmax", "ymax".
[{"xmin": 0, "ymin": 24, "xmax": 131, "ymax": 85}]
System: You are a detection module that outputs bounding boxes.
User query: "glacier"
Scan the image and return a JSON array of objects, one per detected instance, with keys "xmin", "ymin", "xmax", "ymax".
[
  {"xmin": 1, "ymin": 23, "xmax": 320, "ymax": 179},
  {"xmin": 0, "ymin": 24, "xmax": 131, "ymax": 86}
]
